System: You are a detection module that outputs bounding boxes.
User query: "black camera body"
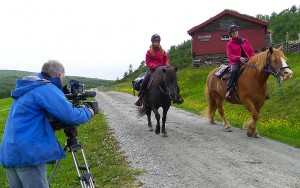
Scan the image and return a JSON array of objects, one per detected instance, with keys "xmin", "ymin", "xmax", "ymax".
[{"xmin": 50, "ymin": 80, "xmax": 99, "ymax": 131}]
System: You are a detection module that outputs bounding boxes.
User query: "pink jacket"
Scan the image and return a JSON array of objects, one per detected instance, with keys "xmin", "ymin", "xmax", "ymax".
[
  {"xmin": 226, "ymin": 37, "xmax": 255, "ymax": 66},
  {"xmin": 146, "ymin": 49, "xmax": 170, "ymax": 70}
]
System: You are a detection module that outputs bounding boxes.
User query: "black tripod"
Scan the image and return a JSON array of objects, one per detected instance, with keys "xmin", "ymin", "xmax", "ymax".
[{"xmin": 48, "ymin": 127, "xmax": 95, "ymax": 188}]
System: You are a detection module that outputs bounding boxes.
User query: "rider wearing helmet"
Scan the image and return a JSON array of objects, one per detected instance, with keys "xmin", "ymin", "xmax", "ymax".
[
  {"xmin": 225, "ymin": 24, "xmax": 255, "ymax": 100},
  {"xmin": 135, "ymin": 34, "xmax": 183, "ymax": 106}
]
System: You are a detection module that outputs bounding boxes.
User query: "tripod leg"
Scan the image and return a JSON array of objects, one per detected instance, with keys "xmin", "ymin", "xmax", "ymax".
[
  {"xmin": 81, "ymin": 149, "xmax": 95, "ymax": 187},
  {"xmin": 71, "ymin": 150, "xmax": 95, "ymax": 188},
  {"xmin": 48, "ymin": 160, "xmax": 62, "ymax": 186}
]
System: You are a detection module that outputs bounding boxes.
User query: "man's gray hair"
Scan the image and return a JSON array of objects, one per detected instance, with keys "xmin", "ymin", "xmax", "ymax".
[{"xmin": 41, "ymin": 60, "xmax": 65, "ymax": 78}]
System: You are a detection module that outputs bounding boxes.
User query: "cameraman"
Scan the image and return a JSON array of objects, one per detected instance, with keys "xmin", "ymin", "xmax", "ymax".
[{"xmin": 0, "ymin": 60, "xmax": 94, "ymax": 188}]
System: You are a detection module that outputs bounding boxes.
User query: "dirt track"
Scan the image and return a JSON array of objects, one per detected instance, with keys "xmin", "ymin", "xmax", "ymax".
[{"xmin": 95, "ymin": 90, "xmax": 300, "ymax": 188}]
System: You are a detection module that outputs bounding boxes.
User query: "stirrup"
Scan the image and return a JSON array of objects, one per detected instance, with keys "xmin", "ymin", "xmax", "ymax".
[{"xmin": 225, "ymin": 90, "xmax": 232, "ymax": 100}]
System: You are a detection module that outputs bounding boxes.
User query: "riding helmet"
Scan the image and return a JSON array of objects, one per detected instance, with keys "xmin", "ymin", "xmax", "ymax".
[
  {"xmin": 228, "ymin": 25, "xmax": 239, "ymax": 34},
  {"xmin": 151, "ymin": 34, "xmax": 161, "ymax": 42}
]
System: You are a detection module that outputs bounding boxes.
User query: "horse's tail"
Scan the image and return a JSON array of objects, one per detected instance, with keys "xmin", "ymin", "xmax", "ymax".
[
  {"xmin": 137, "ymin": 105, "xmax": 146, "ymax": 118},
  {"xmin": 205, "ymin": 80, "xmax": 216, "ymax": 119}
]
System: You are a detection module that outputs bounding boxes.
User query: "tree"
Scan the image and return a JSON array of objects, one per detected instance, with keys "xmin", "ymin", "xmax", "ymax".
[
  {"xmin": 128, "ymin": 64, "xmax": 133, "ymax": 75},
  {"xmin": 123, "ymin": 71, "xmax": 128, "ymax": 78},
  {"xmin": 139, "ymin": 60, "xmax": 145, "ymax": 69}
]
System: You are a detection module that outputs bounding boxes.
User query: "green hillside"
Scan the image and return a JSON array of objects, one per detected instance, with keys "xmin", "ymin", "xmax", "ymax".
[{"xmin": 0, "ymin": 70, "xmax": 114, "ymax": 99}]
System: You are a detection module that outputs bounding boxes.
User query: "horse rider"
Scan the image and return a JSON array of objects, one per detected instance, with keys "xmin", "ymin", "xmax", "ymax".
[
  {"xmin": 135, "ymin": 34, "xmax": 184, "ymax": 106},
  {"xmin": 225, "ymin": 24, "xmax": 255, "ymax": 100}
]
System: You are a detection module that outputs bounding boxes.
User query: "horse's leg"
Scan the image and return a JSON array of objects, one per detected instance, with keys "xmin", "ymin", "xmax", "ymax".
[
  {"xmin": 145, "ymin": 106, "xmax": 153, "ymax": 131},
  {"xmin": 242, "ymin": 100, "xmax": 260, "ymax": 138},
  {"xmin": 206, "ymin": 88, "xmax": 217, "ymax": 124},
  {"xmin": 251, "ymin": 101, "xmax": 265, "ymax": 137},
  {"xmin": 151, "ymin": 107, "xmax": 161, "ymax": 135},
  {"xmin": 215, "ymin": 96, "xmax": 232, "ymax": 132},
  {"xmin": 161, "ymin": 105, "xmax": 170, "ymax": 137}
]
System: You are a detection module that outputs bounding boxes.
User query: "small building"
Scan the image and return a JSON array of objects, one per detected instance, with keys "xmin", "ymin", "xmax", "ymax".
[{"xmin": 187, "ymin": 9, "xmax": 269, "ymax": 67}]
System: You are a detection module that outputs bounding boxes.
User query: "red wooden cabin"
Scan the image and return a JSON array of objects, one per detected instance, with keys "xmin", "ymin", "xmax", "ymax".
[{"xmin": 187, "ymin": 9, "xmax": 269, "ymax": 67}]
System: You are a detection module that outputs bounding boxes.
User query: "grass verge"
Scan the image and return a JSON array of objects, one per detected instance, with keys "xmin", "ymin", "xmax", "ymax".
[{"xmin": 0, "ymin": 98, "xmax": 143, "ymax": 188}]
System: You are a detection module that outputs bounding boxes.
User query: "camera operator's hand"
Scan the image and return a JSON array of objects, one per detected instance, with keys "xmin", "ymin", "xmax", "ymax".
[
  {"xmin": 88, "ymin": 107, "xmax": 95, "ymax": 116},
  {"xmin": 80, "ymin": 104, "xmax": 95, "ymax": 116}
]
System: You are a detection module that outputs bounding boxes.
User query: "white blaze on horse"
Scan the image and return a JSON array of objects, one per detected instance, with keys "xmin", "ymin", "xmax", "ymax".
[{"xmin": 206, "ymin": 46, "xmax": 293, "ymax": 137}]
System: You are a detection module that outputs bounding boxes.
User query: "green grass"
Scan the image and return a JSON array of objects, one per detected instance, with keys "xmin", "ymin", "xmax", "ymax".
[
  {"xmin": 113, "ymin": 53, "xmax": 300, "ymax": 148},
  {"xmin": 0, "ymin": 98, "xmax": 143, "ymax": 188}
]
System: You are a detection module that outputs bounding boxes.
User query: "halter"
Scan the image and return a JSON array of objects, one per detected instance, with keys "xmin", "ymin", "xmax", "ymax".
[
  {"xmin": 158, "ymin": 72, "xmax": 177, "ymax": 95},
  {"xmin": 240, "ymin": 51, "xmax": 290, "ymax": 87}
]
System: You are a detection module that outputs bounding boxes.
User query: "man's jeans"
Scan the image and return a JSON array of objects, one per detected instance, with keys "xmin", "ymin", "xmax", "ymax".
[{"xmin": 6, "ymin": 164, "xmax": 49, "ymax": 188}]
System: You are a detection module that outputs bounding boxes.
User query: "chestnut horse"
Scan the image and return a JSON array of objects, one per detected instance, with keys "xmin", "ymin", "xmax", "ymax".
[{"xmin": 206, "ymin": 46, "xmax": 293, "ymax": 137}]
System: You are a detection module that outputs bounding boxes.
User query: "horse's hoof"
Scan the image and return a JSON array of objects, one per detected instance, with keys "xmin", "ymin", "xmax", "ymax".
[
  {"xmin": 155, "ymin": 130, "xmax": 160, "ymax": 135},
  {"xmin": 210, "ymin": 120, "xmax": 216, "ymax": 124},
  {"xmin": 247, "ymin": 132, "xmax": 253, "ymax": 137},
  {"xmin": 253, "ymin": 134, "xmax": 260, "ymax": 138},
  {"xmin": 148, "ymin": 127, "xmax": 153, "ymax": 131},
  {"xmin": 224, "ymin": 127, "xmax": 232, "ymax": 132},
  {"xmin": 162, "ymin": 132, "xmax": 168, "ymax": 137}
]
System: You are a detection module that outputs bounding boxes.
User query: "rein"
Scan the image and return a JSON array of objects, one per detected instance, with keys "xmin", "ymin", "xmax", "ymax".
[
  {"xmin": 158, "ymin": 72, "xmax": 177, "ymax": 95},
  {"xmin": 240, "ymin": 52, "xmax": 289, "ymax": 87}
]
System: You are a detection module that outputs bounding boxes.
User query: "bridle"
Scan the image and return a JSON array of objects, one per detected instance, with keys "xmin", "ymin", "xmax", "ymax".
[
  {"xmin": 158, "ymin": 72, "xmax": 177, "ymax": 96},
  {"xmin": 264, "ymin": 52, "xmax": 290, "ymax": 79},
  {"xmin": 240, "ymin": 51, "xmax": 290, "ymax": 86}
]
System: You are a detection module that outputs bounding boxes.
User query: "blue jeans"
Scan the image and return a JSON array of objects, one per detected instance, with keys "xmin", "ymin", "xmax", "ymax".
[{"xmin": 6, "ymin": 164, "xmax": 49, "ymax": 188}]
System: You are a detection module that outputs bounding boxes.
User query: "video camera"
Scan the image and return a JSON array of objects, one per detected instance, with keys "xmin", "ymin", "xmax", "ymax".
[
  {"xmin": 63, "ymin": 80, "xmax": 99, "ymax": 113},
  {"xmin": 50, "ymin": 80, "xmax": 99, "ymax": 131}
]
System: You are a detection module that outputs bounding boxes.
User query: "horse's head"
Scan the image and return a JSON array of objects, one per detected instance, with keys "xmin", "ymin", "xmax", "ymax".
[
  {"xmin": 160, "ymin": 66, "xmax": 179, "ymax": 100},
  {"xmin": 267, "ymin": 46, "xmax": 293, "ymax": 81}
]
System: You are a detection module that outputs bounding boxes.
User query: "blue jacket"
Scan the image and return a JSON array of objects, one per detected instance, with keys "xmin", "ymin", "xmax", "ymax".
[{"xmin": 0, "ymin": 73, "xmax": 93, "ymax": 168}]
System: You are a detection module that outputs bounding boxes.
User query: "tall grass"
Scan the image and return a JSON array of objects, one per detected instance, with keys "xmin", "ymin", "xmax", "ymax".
[
  {"xmin": 0, "ymin": 98, "xmax": 142, "ymax": 187},
  {"xmin": 113, "ymin": 53, "xmax": 300, "ymax": 148}
]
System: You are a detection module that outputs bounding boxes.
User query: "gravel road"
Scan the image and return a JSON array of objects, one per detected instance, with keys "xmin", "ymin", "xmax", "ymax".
[{"xmin": 95, "ymin": 90, "xmax": 300, "ymax": 188}]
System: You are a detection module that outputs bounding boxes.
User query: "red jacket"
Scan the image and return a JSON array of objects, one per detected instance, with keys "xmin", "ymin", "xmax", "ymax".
[
  {"xmin": 146, "ymin": 48, "xmax": 170, "ymax": 70},
  {"xmin": 226, "ymin": 37, "xmax": 255, "ymax": 66}
]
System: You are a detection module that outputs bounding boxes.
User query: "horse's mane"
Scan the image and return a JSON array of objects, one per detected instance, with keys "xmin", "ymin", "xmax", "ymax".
[
  {"xmin": 245, "ymin": 47, "xmax": 286, "ymax": 73},
  {"xmin": 246, "ymin": 50, "xmax": 268, "ymax": 71}
]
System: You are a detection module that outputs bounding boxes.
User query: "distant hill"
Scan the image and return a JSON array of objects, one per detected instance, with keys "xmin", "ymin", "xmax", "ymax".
[{"xmin": 0, "ymin": 70, "xmax": 114, "ymax": 99}]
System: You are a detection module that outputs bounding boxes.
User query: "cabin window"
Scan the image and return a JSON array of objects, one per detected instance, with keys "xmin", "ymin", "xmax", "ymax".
[
  {"xmin": 221, "ymin": 35, "xmax": 231, "ymax": 41},
  {"xmin": 198, "ymin": 35, "xmax": 211, "ymax": 42}
]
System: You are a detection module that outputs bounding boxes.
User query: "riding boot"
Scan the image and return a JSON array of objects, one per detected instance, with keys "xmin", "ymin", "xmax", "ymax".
[
  {"xmin": 225, "ymin": 88, "xmax": 233, "ymax": 100},
  {"xmin": 173, "ymin": 86, "xmax": 184, "ymax": 104},
  {"xmin": 173, "ymin": 95, "xmax": 184, "ymax": 104}
]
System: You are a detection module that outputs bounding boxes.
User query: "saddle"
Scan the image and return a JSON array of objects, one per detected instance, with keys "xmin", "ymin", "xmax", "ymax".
[
  {"xmin": 215, "ymin": 64, "xmax": 245, "ymax": 80},
  {"xmin": 132, "ymin": 72, "xmax": 146, "ymax": 91},
  {"xmin": 215, "ymin": 64, "xmax": 245, "ymax": 103},
  {"xmin": 214, "ymin": 64, "xmax": 230, "ymax": 79}
]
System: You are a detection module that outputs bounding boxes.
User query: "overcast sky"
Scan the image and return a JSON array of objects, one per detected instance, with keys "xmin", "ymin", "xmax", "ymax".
[{"xmin": 0, "ymin": 1, "xmax": 298, "ymax": 80}]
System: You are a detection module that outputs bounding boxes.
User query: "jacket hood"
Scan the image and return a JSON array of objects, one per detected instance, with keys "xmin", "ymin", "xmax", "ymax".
[
  {"xmin": 11, "ymin": 73, "xmax": 62, "ymax": 99},
  {"xmin": 11, "ymin": 76, "xmax": 50, "ymax": 99}
]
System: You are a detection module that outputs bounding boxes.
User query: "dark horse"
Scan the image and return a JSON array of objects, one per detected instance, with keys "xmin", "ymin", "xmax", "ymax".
[
  {"xmin": 138, "ymin": 66, "xmax": 179, "ymax": 137},
  {"xmin": 206, "ymin": 46, "xmax": 293, "ymax": 137}
]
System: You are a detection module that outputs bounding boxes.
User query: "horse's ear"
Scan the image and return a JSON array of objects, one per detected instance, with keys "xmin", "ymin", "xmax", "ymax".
[
  {"xmin": 278, "ymin": 45, "xmax": 283, "ymax": 51},
  {"xmin": 268, "ymin": 45, "xmax": 274, "ymax": 54},
  {"xmin": 162, "ymin": 68, "xmax": 166, "ymax": 73}
]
